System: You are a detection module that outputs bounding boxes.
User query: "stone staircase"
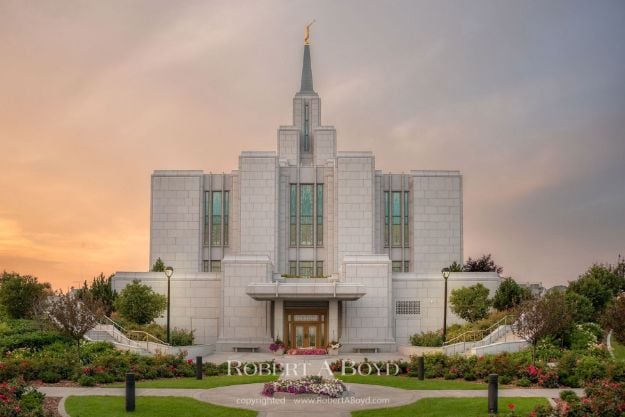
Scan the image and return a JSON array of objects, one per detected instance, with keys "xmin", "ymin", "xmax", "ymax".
[{"xmin": 442, "ymin": 316, "xmax": 530, "ymax": 356}]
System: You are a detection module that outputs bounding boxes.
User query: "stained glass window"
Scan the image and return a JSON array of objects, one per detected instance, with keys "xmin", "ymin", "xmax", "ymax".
[
  {"xmin": 203, "ymin": 191, "xmax": 210, "ymax": 245},
  {"xmin": 384, "ymin": 191, "xmax": 389, "ymax": 247},
  {"xmin": 300, "ymin": 184, "xmax": 313, "ymax": 246},
  {"xmin": 290, "ymin": 185, "xmax": 297, "ymax": 246},
  {"xmin": 211, "ymin": 192, "xmax": 222, "ymax": 246},
  {"xmin": 316, "ymin": 184, "xmax": 323, "ymax": 246},
  {"xmin": 316, "ymin": 261, "xmax": 323, "ymax": 277},
  {"xmin": 404, "ymin": 191, "xmax": 409, "ymax": 246},
  {"xmin": 392, "ymin": 191, "xmax": 402, "ymax": 247},
  {"xmin": 223, "ymin": 191, "xmax": 229, "ymax": 246},
  {"xmin": 299, "ymin": 261, "xmax": 314, "ymax": 277}
]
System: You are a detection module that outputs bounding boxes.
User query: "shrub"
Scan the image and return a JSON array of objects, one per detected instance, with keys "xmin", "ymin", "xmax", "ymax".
[
  {"xmin": 39, "ymin": 370, "xmax": 62, "ymax": 383},
  {"xmin": 114, "ymin": 280, "xmax": 166, "ymax": 325},
  {"xmin": 535, "ymin": 336, "xmax": 563, "ymax": 362},
  {"xmin": 0, "ymin": 378, "xmax": 48, "ymax": 417},
  {"xmin": 515, "ymin": 377, "xmax": 531, "ymax": 387},
  {"xmin": 463, "ymin": 372, "xmax": 476, "ymax": 381},
  {"xmin": 559, "ymin": 390, "xmax": 579, "ymax": 403},
  {"xmin": 410, "ymin": 331, "xmax": 443, "ymax": 347},
  {"xmin": 575, "ymin": 355, "xmax": 607, "ymax": 382},
  {"xmin": 570, "ymin": 323, "xmax": 600, "ymax": 350},
  {"xmin": 170, "ymin": 328, "xmax": 194, "ymax": 346},
  {"xmin": 78, "ymin": 375, "xmax": 96, "ymax": 386}
]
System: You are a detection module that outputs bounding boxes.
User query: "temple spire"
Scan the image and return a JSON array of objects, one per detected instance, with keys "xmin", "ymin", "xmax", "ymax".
[{"xmin": 299, "ymin": 21, "xmax": 315, "ymax": 93}]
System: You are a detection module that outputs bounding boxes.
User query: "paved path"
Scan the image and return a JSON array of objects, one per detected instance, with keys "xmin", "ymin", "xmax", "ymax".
[{"xmin": 40, "ymin": 384, "xmax": 582, "ymax": 417}]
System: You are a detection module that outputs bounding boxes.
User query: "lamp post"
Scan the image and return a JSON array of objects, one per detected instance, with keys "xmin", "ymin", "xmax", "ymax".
[
  {"xmin": 164, "ymin": 266, "xmax": 174, "ymax": 344},
  {"xmin": 441, "ymin": 267, "xmax": 451, "ymax": 343}
]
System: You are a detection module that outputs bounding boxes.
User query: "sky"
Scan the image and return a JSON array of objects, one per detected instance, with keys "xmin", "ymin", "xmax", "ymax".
[{"xmin": 0, "ymin": 0, "xmax": 624, "ymax": 291}]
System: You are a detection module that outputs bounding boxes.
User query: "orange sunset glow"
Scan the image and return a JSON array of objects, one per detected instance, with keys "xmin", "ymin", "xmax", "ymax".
[{"xmin": 1, "ymin": 1, "xmax": 623, "ymax": 290}]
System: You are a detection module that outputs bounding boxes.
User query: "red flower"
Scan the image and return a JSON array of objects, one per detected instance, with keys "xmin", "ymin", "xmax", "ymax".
[
  {"xmin": 507, "ymin": 403, "xmax": 515, "ymax": 411},
  {"xmin": 187, "ymin": 359, "xmax": 193, "ymax": 364},
  {"xmin": 529, "ymin": 412, "xmax": 537, "ymax": 417}
]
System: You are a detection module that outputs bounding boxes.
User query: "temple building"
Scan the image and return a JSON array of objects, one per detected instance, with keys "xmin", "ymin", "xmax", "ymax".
[{"xmin": 113, "ymin": 33, "xmax": 500, "ymax": 352}]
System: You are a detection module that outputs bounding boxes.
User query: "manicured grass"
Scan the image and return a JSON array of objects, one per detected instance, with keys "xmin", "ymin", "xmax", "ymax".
[
  {"xmin": 351, "ymin": 397, "xmax": 549, "ymax": 417},
  {"xmin": 612, "ymin": 337, "xmax": 625, "ymax": 361},
  {"xmin": 337, "ymin": 374, "xmax": 487, "ymax": 390},
  {"xmin": 109, "ymin": 374, "xmax": 277, "ymax": 389},
  {"xmin": 65, "ymin": 396, "xmax": 255, "ymax": 417}
]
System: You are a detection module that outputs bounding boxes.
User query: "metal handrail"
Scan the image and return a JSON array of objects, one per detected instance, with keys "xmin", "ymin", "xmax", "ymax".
[
  {"xmin": 96, "ymin": 315, "xmax": 170, "ymax": 347},
  {"xmin": 127, "ymin": 330, "xmax": 170, "ymax": 346},
  {"xmin": 443, "ymin": 315, "xmax": 511, "ymax": 346}
]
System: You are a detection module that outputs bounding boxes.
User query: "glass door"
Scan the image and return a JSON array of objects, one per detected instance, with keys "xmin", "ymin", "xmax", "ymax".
[{"xmin": 295, "ymin": 325, "xmax": 304, "ymax": 348}]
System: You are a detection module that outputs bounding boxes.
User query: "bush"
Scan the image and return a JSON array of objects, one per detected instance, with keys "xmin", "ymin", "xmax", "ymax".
[
  {"xmin": 559, "ymin": 390, "xmax": 579, "ymax": 403},
  {"xmin": 170, "ymin": 328, "xmax": 195, "ymax": 346},
  {"xmin": 0, "ymin": 377, "xmax": 47, "ymax": 417},
  {"xmin": 463, "ymin": 372, "xmax": 476, "ymax": 381},
  {"xmin": 575, "ymin": 355, "xmax": 607, "ymax": 382},
  {"xmin": 114, "ymin": 280, "xmax": 166, "ymax": 325},
  {"xmin": 515, "ymin": 377, "xmax": 531, "ymax": 387},
  {"xmin": 39, "ymin": 370, "xmax": 62, "ymax": 383},
  {"xmin": 570, "ymin": 323, "xmax": 601, "ymax": 350},
  {"xmin": 410, "ymin": 331, "xmax": 443, "ymax": 347},
  {"xmin": 78, "ymin": 375, "xmax": 96, "ymax": 386}
]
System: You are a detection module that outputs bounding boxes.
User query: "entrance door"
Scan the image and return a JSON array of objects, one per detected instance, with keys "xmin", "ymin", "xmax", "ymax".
[
  {"xmin": 284, "ymin": 308, "xmax": 327, "ymax": 348},
  {"xmin": 291, "ymin": 323, "xmax": 321, "ymax": 348}
]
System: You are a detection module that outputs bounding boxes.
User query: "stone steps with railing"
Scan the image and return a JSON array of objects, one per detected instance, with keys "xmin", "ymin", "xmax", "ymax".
[
  {"xmin": 442, "ymin": 315, "xmax": 529, "ymax": 356},
  {"xmin": 84, "ymin": 316, "xmax": 213, "ymax": 359}
]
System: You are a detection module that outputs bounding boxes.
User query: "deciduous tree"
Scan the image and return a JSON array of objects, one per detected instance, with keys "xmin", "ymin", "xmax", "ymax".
[
  {"xmin": 450, "ymin": 283, "xmax": 492, "ymax": 323},
  {"xmin": 0, "ymin": 272, "xmax": 51, "ymax": 319},
  {"xmin": 463, "ymin": 254, "xmax": 503, "ymax": 274},
  {"xmin": 114, "ymin": 279, "xmax": 166, "ymax": 325}
]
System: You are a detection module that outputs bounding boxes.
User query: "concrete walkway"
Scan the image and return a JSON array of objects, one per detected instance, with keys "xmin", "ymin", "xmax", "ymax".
[{"xmin": 40, "ymin": 383, "xmax": 582, "ymax": 417}]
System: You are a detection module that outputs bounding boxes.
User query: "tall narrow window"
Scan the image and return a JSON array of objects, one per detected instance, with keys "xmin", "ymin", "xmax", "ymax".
[
  {"xmin": 316, "ymin": 184, "xmax": 323, "ymax": 246},
  {"xmin": 223, "ymin": 191, "xmax": 229, "ymax": 246},
  {"xmin": 384, "ymin": 191, "xmax": 390, "ymax": 247},
  {"xmin": 289, "ymin": 261, "xmax": 297, "ymax": 276},
  {"xmin": 316, "ymin": 261, "xmax": 323, "ymax": 277},
  {"xmin": 392, "ymin": 261, "xmax": 402, "ymax": 272},
  {"xmin": 404, "ymin": 191, "xmax": 409, "ymax": 246},
  {"xmin": 203, "ymin": 191, "xmax": 210, "ymax": 245},
  {"xmin": 211, "ymin": 192, "xmax": 222, "ymax": 246},
  {"xmin": 202, "ymin": 260, "xmax": 210, "ymax": 272},
  {"xmin": 300, "ymin": 184, "xmax": 313, "ymax": 246},
  {"xmin": 290, "ymin": 185, "xmax": 297, "ymax": 246},
  {"xmin": 210, "ymin": 260, "xmax": 221, "ymax": 272},
  {"xmin": 392, "ymin": 191, "xmax": 401, "ymax": 247},
  {"xmin": 303, "ymin": 103, "xmax": 310, "ymax": 152}
]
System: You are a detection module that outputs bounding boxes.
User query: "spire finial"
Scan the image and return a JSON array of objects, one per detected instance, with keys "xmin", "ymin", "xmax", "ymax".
[{"xmin": 304, "ymin": 20, "xmax": 315, "ymax": 45}]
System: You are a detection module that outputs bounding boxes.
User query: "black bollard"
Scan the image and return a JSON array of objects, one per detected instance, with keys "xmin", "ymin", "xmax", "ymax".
[
  {"xmin": 417, "ymin": 356, "xmax": 425, "ymax": 380},
  {"xmin": 125, "ymin": 372, "xmax": 135, "ymax": 412},
  {"xmin": 488, "ymin": 373, "xmax": 498, "ymax": 414},
  {"xmin": 196, "ymin": 356, "xmax": 203, "ymax": 380}
]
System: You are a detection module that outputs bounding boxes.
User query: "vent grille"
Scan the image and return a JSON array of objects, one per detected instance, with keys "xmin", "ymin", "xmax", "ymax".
[{"xmin": 396, "ymin": 300, "xmax": 420, "ymax": 315}]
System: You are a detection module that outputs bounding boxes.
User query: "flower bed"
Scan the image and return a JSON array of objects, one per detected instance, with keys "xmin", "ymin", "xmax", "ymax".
[
  {"xmin": 287, "ymin": 347, "xmax": 328, "ymax": 355},
  {"xmin": 261, "ymin": 376, "xmax": 346, "ymax": 398}
]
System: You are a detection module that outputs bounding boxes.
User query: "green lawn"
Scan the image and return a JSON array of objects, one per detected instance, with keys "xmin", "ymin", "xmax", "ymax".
[
  {"xmin": 351, "ymin": 397, "xmax": 549, "ymax": 417},
  {"xmin": 109, "ymin": 374, "xmax": 277, "ymax": 389},
  {"xmin": 337, "ymin": 374, "xmax": 487, "ymax": 390},
  {"xmin": 612, "ymin": 336, "xmax": 625, "ymax": 361},
  {"xmin": 65, "ymin": 396, "xmax": 255, "ymax": 417}
]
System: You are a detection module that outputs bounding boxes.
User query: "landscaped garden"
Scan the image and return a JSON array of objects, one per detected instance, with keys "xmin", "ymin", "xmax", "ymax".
[
  {"xmin": 64, "ymin": 396, "xmax": 255, "ymax": 417},
  {"xmin": 351, "ymin": 397, "xmax": 549, "ymax": 417}
]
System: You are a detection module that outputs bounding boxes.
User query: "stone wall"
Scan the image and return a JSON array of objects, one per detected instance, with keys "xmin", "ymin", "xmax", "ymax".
[
  {"xmin": 150, "ymin": 171, "xmax": 203, "ymax": 272},
  {"xmin": 112, "ymin": 272, "xmax": 221, "ymax": 346},
  {"xmin": 239, "ymin": 152, "xmax": 279, "ymax": 270},
  {"xmin": 392, "ymin": 272, "xmax": 501, "ymax": 345},
  {"xmin": 216, "ymin": 255, "xmax": 273, "ymax": 351},
  {"xmin": 340, "ymin": 255, "xmax": 396, "ymax": 352},
  {"xmin": 411, "ymin": 170, "xmax": 463, "ymax": 274},
  {"xmin": 335, "ymin": 153, "xmax": 375, "ymax": 267}
]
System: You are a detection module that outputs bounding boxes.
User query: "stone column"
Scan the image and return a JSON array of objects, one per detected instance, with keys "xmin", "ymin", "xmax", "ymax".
[
  {"xmin": 274, "ymin": 299, "xmax": 284, "ymax": 341},
  {"xmin": 328, "ymin": 300, "xmax": 339, "ymax": 343}
]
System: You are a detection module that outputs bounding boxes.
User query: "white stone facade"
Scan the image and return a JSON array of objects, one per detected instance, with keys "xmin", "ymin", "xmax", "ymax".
[{"xmin": 114, "ymin": 42, "xmax": 501, "ymax": 352}]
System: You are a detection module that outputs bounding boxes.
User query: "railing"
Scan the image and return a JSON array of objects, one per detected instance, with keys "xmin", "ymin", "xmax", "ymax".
[
  {"xmin": 443, "ymin": 315, "xmax": 512, "ymax": 346},
  {"xmin": 94, "ymin": 315, "xmax": 170, "ymax": 349},
  {"xmin": 127, "ymin": 330, "xmax": 170, "ymax": 346}
]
